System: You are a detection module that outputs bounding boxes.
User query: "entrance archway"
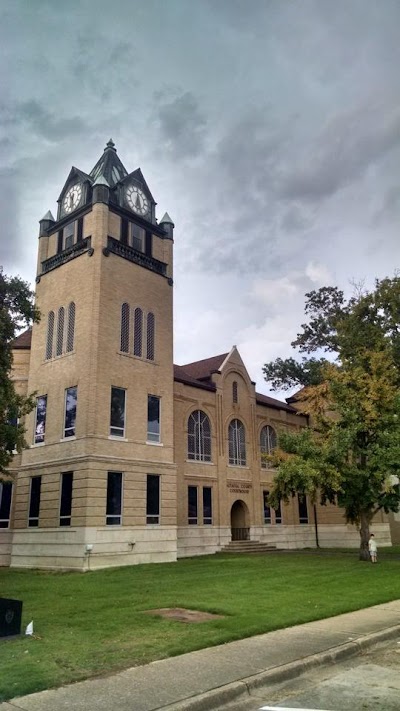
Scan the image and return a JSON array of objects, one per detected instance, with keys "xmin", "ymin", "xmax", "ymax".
[{"xmin": 230, "ymin": 500, "xmax": 250, "ymax": 541}]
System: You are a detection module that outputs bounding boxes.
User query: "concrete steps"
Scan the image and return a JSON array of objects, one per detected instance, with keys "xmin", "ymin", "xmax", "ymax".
[{"xmin": 220, "ymin": 541, "xmax": 276, "ymax": 554}]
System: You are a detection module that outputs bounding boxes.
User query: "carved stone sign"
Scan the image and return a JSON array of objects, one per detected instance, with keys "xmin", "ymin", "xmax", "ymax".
[{"xmin": 228, "ymin": 481, "xmax": 252, "ymax": 494}]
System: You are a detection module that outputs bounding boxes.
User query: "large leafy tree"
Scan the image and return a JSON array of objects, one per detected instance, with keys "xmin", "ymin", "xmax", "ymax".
[
  {"xmin": 0, "ymin": 269, "xmax": 39, "ymax": 478},
  {"xmin": 263, "ymin": 277, "xmax": 400, "ymax": 560}
]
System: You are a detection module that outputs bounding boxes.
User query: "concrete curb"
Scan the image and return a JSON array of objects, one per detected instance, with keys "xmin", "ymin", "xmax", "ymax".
[{"xmin": 159, "ymin": 624, "xmax": 400, "ymax": 711}]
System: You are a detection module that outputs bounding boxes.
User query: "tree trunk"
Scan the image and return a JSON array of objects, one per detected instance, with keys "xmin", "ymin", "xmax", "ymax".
[{"xmin": 359, "ymin": 510, "xmax": 371, "ymax": 561}]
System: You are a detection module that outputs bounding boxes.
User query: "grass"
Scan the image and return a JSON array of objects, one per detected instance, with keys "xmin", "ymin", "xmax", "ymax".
[{"xmin": 0, "ymin": 550, "xmax": 399, "ymax": 701}]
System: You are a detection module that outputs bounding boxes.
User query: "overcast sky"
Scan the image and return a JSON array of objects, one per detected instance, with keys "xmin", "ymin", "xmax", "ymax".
[{"xmin": 1, "ymin": 0, "xmax": 400, "ymax": 396}]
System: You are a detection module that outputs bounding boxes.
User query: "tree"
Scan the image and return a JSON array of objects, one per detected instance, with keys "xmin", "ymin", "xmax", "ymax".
[
  {"xmin": 0, "ymin": 269, "xmax": 40, "ymax": 478},
  {"xmin": 263, "ymin": 277, "xmax": 400, "ymax": 560}
]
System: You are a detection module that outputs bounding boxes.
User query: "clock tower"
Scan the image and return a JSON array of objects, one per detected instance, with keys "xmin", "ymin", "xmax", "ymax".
[{"xmin": 11, "ymin": 140, "xmax": 178, "ymax": 569}]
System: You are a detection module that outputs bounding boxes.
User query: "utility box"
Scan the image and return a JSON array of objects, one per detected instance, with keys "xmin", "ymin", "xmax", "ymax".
[{"xmin": 0, "ymin": 598, "xmax": 23, "ymax": 638}]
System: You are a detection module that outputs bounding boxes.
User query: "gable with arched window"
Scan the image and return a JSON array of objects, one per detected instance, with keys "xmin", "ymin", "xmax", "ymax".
[
  {"xmin": 188, "ymin": 410, "xmax": 211, "ymax": 462},
  {"xmin": 260, "ymin": 425, "xmax": 277, "ymax": 468},
  {"xmin": 228, "ymin": 419, "xmax": 246, "ymax": 466}
]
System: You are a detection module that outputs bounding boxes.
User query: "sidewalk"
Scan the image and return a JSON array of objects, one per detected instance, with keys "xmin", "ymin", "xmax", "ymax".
[{"xmin": 1, "ymin": 601, "xmax": 399, "ymax": 711}]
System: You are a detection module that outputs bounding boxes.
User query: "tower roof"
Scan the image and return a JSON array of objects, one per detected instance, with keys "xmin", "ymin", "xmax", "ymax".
[{"xmin": 89, "ymin": 139, "xmax": 128, "ymax": 188}]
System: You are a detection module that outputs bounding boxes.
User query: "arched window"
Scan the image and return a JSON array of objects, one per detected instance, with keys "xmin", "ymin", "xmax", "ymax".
[
  {"xmin": 147, "ymin": 312, "xmax": 155, "ymax": 360},
  {"xmin": 120, "ymin": 303, "xmax": 130, "ymax": 353},
  {"xmin": 56, "ymin": 307, "xmax": 65, "ymax": 356},
  {"xmin": 66, "ymin": 302, "xmax": 75, "ymax": 353},
  {"xmin": 46, "ymin": 311, "xmax": 54, "ymax": 360},
  {"xmin": 188, "ymin": 410, "xmax": 211, "ymax": 462},
  {"xmin": 232, "ymin": 381, "xmax": 238, "ymax": 403},
  {"xmin": 260, "ymin": 425, "xmax": 277, "ymax": 468},
  {"xmin": 228, "ymin": 419, "xmax": 246, "ymax": 466},
  {"xmin": 133, "ymin": 307, "xmax": 143, "ymax": 356}
]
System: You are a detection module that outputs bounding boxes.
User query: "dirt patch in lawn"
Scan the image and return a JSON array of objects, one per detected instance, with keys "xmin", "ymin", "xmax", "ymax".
[{"xmin": 144, "ymin": 607, "xmax": 225, "ymax": 623}]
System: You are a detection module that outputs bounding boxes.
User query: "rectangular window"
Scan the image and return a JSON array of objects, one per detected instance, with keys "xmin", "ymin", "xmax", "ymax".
[
  {"xmin": 188, "ymin": 485, "xmax": 198, "ymax": 525},
  {"xmin": 0, "ymin": 482, "xmax": 13, "ymax": 528},
  {"xmin": 64, "ymin": 222, "xmax": 75, "ymax": 249},
  {"xmin": 263, "ymin": 490, "xmax": 271, "ymax": 524},
  {"xmin": 64, "ymin": 386, "xmax": 77, "ymax": 438},
  {"xmin": 131, "ymin": 223, "xmax": 145, "ymax": 252},
  {"xmin": 34, "ymin": 395, "xmax": 47, "ymax": 444},
  {"xmin": 203, "ymin": 487, "xmax": 212, "ymax": 525},
  {"xmin": 59, "ymin": 472, "xmax": 73, "ymax": 526},
  {"xmin": 146, "ymin": 474, "xmax": 160, "ymax": 524},
  {"xmin": 106, "ymin": 472, "xmax": 122, "ymax": 525},
  {"xmin": 120, "ymin": 217, "xmax": 128, "ymax": 245},
  {"xmin": 275, "ymin": 499, "xmax": 282, "ymax": 524},
  {"xmin": 298, "ymin": 494, "xmax": 308, "ymax": 524},
  {"xmin": 147, "ymin": 395, "xmax": 160, "ymax": 443},
  {"xmin": 28, "ymin": 476, "xmax": 41, "ymax": 527},
  {"xmin": 110, "ymin": 387, "xmax": 126, "ymax": 437}
]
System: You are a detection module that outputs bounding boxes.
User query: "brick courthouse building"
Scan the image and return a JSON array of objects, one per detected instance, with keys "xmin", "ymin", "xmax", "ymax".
[{"xmin": 0, "ymin": 141, "xmax": 392, "ymax": 569}]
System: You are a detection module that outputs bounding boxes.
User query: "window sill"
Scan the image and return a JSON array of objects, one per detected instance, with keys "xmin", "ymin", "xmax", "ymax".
[
  {"xmin": 118, "ymin": 351, "xmax": 158, "ymax": 365},
  {"xmin": 186, "ymin": 459, "xmax": 214, "ymax": 465},
  {"xmin": 44, "ymin": 350, "xmax": 75, "ymax": 363},
  {"xmin": 60, "ymin": 436, "xmax": 76, "ymax": 442},
  {"xmin": 108, "ymin": 435, "xmax": 128, "ymax": 441},
  {"xmin": 227, "ymin": 464, "xmax": 249, "ymax": 469},
  {"xmin": 146, "ymin": 440, "xmax": 163, "ymax": 446},
  {"xmin": 31, "ymin": 442, "xmax": 45, "ymax": 448}
]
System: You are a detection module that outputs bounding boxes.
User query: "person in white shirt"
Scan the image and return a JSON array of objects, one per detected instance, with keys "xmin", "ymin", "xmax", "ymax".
[{"xmin": 368, "ymin": 533, "xmax": 377, "ymax": 563}]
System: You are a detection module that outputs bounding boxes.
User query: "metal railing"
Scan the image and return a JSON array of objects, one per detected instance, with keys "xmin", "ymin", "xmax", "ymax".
[
  {"xmin": 231, "ymin": 527, "xmax": 250, "ymax": 541},
  {"xmin": 107, "ymin": 236, "xmax": 167, "ymax": 277}
]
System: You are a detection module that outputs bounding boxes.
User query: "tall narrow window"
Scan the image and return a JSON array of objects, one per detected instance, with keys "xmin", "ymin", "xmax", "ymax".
[
  {"xmin": 133, "ymin": 307, "xmax": 143, "ymax": 356},
  {"xmin": 188, "ymin": 410, "xmax": 211, "ymax": 462},
  {"xmin": 64, "ymin": 222, "xmax": 74, "ymax": 249},
  {"xmin": 275, "ymin": 499, "xmax": 282, "ymax": 524},
  {"xmin": 66, "ymin": 302, "xmax": 75, "ymax": 353},
  {"xmin": 106, "ymin": 472, "xmax": 122, "ymax": 525},
  {"xmin": 110, "ymin": 387, "xmax": 126, "ymax": 437},
  {"xmin": 0, "ymin": 482, "xmax": 13, "ymax": 528},
  {"xmin": 263, "ymin": 491, "xmax": 271, "ymax": 524},
  {"xmin": 203, "ymin": 487, "xmax": 212, "ymax": 525},
  {"xmin": 120, "ymin": 303, "xmax": 130, "ymax": 353},
  {"xmin": 56, "ymin": 307, "xmax": 65, "ymax": 356},
  {"xmin": 188, "ymin": 486, "xmax": 198, "ymax": 525},
  {"xmin": 60, "ymin": 472, "xmax": 73, "ymax": 526},
  {"xmin": 77, "ymin": 217, "xmax": 83, "ymax": 242},
  {"xmin": 64, "ymin": 386, "xmax": 77, "ymax": 438},
  {"xmin": 28, "ymin": 476, "xmax": 41, "ymax": 527},
  {"xmin": 232, "ymin": 381, "xmax": 238, "ymax": 404},
  {"xmin": 46, "ymin": 311, "xmax": 54, "ymax": 360},
  {"xmin": 298, "ymin": 494, "xmax": 308, "ymax": 524},
  {"xmin": 146, "ymin": 474, "xmax": 160, "ymax": 524},
  {"xmin": 34, "ymin": 395, "xmax": 47, "ymax": 444},
  {"xmin": 260, "ymin": 425, "xmax": 277, "ymax": 468},
  {"xmin": 120, "ymin": 217, "xmax": 128, "ymax": 245},
  {"xmin": 147, "ymin": 395, "xmax": 160, "ymax": 443},
  {"xmin": 146, "ymin": 312, "xmax": 155, "ymax": 360},
  {"xmin": 132, "ymin": 223, "xmax": 145, "ymax": 252},
  {"xmin": 228, "ymin": 419, "xmax": 246, "ymax": 466}
]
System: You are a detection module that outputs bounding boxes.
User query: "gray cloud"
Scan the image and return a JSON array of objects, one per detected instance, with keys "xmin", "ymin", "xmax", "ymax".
[{"xmin": 154, "ymin": 92, "xmax": 207, "ymax": 159}]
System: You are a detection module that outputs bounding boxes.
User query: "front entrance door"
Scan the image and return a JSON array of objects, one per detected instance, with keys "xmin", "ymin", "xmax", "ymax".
[{"xmin": 230, "ymin": 500, "xmax": 250, "ymax": 541}]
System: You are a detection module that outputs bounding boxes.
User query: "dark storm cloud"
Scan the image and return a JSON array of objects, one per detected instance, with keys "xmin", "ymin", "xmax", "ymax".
[
  {"xmin": 17, "ymin": 101, "xmax": 89, "ymax": 142},
  {"xmin": 281, "ymin": 101, "xmax": 400, "ymax": 202},
  {"xmin": 0, "ymin": 167, "xmax": 20, "ymax": 267},
  {"xmin": 154, "ymin": 92, "xmax": 207, "ymax": 158}
]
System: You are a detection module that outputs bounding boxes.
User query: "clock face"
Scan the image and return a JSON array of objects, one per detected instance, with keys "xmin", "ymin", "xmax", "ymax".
[
  {"xmin": 63, "ymin": 184, "xmax": 82, "ymax": 214},
  {"xmin": 126, "ymin": 185, "xmax": 149, "ymax": 216}
]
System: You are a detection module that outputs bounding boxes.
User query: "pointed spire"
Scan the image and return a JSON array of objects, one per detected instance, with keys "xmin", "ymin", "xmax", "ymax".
[
  {"xmin": 93, "ymin": 174, "xmax": 110, "ymax": 187},
  {"xmin": 160, "ymin": 212, "xmax": 174, "ymax": 226},
  {"xmin": 40, "ymin": 210, "xmax": 55, "ymax": 222},
  {"xmin": 105, "ymin": 138, "xmax": 116, "ymax": 152}
]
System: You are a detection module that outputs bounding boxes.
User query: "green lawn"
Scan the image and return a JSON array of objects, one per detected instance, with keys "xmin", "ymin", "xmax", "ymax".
[{"xmin": 0, "ymin": 551, "xmax": 399, "ymax": 701}]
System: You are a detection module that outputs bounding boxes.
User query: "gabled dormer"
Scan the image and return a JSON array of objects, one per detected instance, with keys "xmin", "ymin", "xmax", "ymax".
[{"xmin": 57, "ymin": 167, "xmax": 93, "ymax": 221}]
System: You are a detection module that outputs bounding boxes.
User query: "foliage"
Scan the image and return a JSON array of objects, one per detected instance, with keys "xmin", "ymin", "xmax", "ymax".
[
  {"xmin": 0, "ymin": 269, "xmax": 39, "ymax": 478},
  {"xmin": 264, "ymin": 277, "xmax": 400, "ymax": 559}
]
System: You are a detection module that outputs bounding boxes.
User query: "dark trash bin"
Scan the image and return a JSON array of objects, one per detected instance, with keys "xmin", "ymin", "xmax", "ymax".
[{"xmin": 0, "ymin": 598, "xmax": 23, "ymax": 637}]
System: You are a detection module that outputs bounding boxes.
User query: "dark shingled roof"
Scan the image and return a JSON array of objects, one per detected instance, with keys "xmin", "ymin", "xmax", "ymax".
[
  {"xmin": 11, "ymin": 328, "xmax": 32, "ymax": 349},
  {"xmin": 255, "ymin": 392, "xmax": 298, "ymax": 413},
  {"xmin": 173, "ymin": 365, "xmax": 216, "ymax": 391},
  {"xmin": 179, "ymin": 353, "xmax": 229, "ymax": 381}
]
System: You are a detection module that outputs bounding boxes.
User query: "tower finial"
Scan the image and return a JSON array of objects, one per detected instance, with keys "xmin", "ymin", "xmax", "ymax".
[{"xmin": 105, "ymin": 138, "xmax": 116, "ymax": 152}]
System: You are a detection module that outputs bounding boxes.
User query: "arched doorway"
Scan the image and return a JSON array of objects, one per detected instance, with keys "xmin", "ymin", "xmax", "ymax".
[{"xmin": 230, "ymin": 500, "xmax": 250, "ymax": 541}]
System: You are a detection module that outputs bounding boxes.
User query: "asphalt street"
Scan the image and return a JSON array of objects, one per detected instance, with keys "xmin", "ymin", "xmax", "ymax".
[{"xmin": 215, "ymin": 638, "xmax": 400, "ymax": 711}]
